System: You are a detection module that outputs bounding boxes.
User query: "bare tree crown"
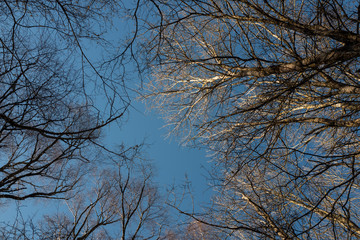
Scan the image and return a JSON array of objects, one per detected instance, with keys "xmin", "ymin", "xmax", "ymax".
[{"xmin": 145, "ymin": 0, "xmax": 360, "ymax": 239}]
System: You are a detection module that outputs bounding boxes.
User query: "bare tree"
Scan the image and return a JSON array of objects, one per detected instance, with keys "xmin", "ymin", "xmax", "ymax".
[
  {"xmin": 0, "ymin": 147, "xmax": 169, "ymax": 240},
  {"xmin": 144, "ymin": 0, "xmax": 360, "ymax": 239},
  {"xmin": 37, "ymin": 155, "xmax": 168, "ymax": 240},
  {"xmin": 0, "ymin": 1, "xmax": 186, "ymax": 239},
  {"xmin": 0, "ymin": 0, "xmax": 134, "ymax": 202}
]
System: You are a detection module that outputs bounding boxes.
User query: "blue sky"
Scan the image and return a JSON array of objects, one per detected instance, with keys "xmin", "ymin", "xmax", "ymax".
[
  {"xmin": 92, "ymin": 6, "xmax": 215, "ymax": 208},
  {"xmin": 105, "ymin": 99, "xmax": 213, "ymax": 207}
]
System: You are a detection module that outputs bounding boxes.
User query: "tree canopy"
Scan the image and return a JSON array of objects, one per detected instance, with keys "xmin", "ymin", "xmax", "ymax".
[
  {"xmin": 144, "ymin": 0, "xmax": 360, "ymax": 239},
  {"xmin": 0, "ymin": 1, "xmax": 169, "ymax": 239},
  {"xmin": 2, "ymin": 0, "xmax": 360, "ymax": 239}
]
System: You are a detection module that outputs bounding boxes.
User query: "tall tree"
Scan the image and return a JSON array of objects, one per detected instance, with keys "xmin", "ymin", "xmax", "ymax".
[
  {"xmin": 0, "ymin": 1, "xmax": 174, "ymax": 239},
  {"xmin": 0, "ymin": 150, "xmax": 168, "ymax": 240},
  {"xmin": 0, "ymin": 0, "xmax": 130, "ymax": 201},
  {"xmin": 144, "ymin": 0, "xmax": 360, "ymax": 239}
]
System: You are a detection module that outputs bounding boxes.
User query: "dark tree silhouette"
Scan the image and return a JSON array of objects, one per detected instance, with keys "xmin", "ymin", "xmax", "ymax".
[
  {"xmin": 0, "ymin": 0, "xmax": 129, "ymax": 201},
  {"xmin": 0, "ymin": 1, "xmax": 170, "ymax": 239}
]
